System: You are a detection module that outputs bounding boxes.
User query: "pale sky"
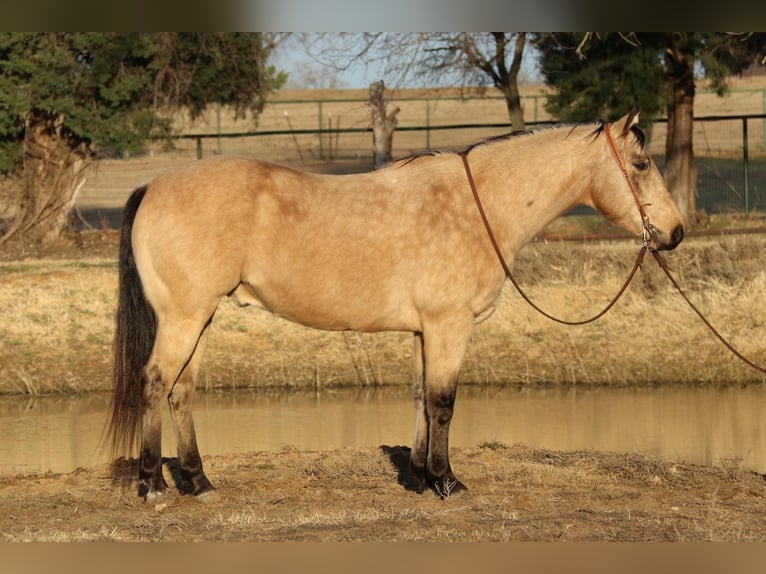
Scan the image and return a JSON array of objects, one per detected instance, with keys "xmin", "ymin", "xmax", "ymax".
[{"xmin": 271, "ymin": 34, "xmax": 543, "ymax": 90}]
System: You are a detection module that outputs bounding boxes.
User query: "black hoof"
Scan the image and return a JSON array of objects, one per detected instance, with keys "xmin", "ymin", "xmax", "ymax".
[{"xmin": 190, "ymin": 478, "xmax": 215, "ymax": 497}]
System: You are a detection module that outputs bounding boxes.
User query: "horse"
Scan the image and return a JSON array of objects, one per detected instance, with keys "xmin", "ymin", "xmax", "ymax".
[{"xmin": 107, "ymin": 110, "xmax": 684, "ymax": 501}]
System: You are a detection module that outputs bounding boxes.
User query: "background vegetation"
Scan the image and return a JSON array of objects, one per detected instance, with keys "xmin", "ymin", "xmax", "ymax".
[{"xmin": 0, "ymin": 32, "xmax": 286, "ymax": 245}]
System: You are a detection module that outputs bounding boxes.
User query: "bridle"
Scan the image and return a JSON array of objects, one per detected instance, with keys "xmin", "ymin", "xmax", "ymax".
[
  {"xmin": 459, "ymin": 124, "xmax": 649, "ymax": 326},
  {"xmin": 602, "ymin": 123, "xmax": 655, "ymax": 247},
  {"xmin": 461, "ymin": 124, "xmax": 766, "ymax": 374}
]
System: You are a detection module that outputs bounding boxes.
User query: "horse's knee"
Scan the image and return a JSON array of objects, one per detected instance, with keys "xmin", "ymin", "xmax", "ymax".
[
  {"xmin": 426, "ymin": 387, "xmax": 456, "ymax": 425},
  {"xmin": 168, "ymin": 382, "xmax": 194, "ymax": 411}
]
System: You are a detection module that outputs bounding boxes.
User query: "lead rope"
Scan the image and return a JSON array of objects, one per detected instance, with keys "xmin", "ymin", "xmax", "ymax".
[
  {"xmin": 460, "ymin": 151, "xmax": 647, "ymax": 326},
  {"xmin": 649, "ymin": 248, "xmax": 766, "ymax": 374},
  {"xmin": 462, "ymin": 129, "xmax": 766, "ymax": 374},
  {"xmin": 605, "ymin": 126, "xmax": 766, "ymax": 374}
]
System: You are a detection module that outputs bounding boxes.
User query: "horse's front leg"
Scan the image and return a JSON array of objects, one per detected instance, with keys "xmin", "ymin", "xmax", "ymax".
[
  {"xmin": 411, "ymin": 316, "xmax": 474, "ymax": 498},
  {"xmin": 410, "ymin": 332, "xmax": 428, "ymax": 493}
]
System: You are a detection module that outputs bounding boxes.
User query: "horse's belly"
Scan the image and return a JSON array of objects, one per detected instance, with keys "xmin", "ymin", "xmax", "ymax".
[{"xmin": 231, "ymin": 278, "xmax": 419, "ymax": 333}]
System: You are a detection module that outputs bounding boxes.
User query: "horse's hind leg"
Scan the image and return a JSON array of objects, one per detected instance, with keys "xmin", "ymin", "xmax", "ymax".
[
  {"xmin": 168, "ymin": 320, "xmax": 215, "ymax": 496},
  {"xmin": 140, "ymin": 311, "xmax": 214, "ymax": 500}
]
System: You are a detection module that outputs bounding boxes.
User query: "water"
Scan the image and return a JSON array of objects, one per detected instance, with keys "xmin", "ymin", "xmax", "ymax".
[{"xmin": 1, "ymin": 384, "xmax": 765, "ymax": 476}]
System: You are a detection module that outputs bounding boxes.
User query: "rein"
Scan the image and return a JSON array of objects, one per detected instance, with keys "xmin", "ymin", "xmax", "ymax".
[
  {"xmin": 461, "ymin": 126, "xmax": 766, "ymax": 374},
  {"xmin": 648, "ymin": 249, "xmax": 766, "ymax": 374},
  {"xmin": 460, "ymin": 150, "xmax": 647, "ymax": 326}
]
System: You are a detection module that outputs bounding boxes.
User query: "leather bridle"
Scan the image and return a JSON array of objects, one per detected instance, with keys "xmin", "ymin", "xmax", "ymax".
[
  {"xmin": 459, "ymin": 128, "xmax": 648, "ymax": 326},
  {"xmin": 461, "ymin": 125, "xmax": 766, "ymax": 373}
]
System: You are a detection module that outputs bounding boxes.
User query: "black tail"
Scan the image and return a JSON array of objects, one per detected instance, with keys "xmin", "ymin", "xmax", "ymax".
[{"xmin": 106, "ymin": 185, "xmax": 156, "ymax": 458}]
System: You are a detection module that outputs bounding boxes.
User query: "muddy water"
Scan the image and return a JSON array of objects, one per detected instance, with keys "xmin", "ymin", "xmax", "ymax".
[{"xmin": 1, "ymin": 385, "xmax": 765, "ymax": 476}]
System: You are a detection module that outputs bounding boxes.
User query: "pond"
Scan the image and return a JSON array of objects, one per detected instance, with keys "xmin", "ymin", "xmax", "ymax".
[{"xmin": 1, "ymin": 384, "xmax": 765, "ymax": 476}]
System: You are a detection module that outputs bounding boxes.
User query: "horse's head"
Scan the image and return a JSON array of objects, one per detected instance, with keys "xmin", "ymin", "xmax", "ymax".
[{"xmin": 589, "ymin": 111, "xmax": 684, "ymax": 251}]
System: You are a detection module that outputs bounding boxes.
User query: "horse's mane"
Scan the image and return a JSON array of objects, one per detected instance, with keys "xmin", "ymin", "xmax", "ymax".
[
  {"xmin": 393, "ymin": 129, "xmax": 535, "ymax": 168},
  {"xmin": 460, "ymin": 130, "xmax": 535, "ymax": 154},
  {"xmin": 390, "ymin": 118, "xmax": 646, "ymax": 169},
  {"xmin": 588, "ymin": 122, "xmax": 647, "ymax": 149}
]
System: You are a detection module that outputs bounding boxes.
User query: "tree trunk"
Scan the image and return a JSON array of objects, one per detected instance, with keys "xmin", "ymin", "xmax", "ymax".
[
  {"xmin": 503, "ymin": 86, "xmax": 526, "ymax": 133},
  {"xmin": 664, "ymin": 45, "xmax": 698, "ymax": 229},
  {"xmin": 0, "ymin": 112, "xmax": 90, "ymax": 245},
  {"xmin": 368, "ymin": 81, "xmax": 400, "ymax": 169},
  {"xmin": 505, "ymin": 32, "xmax": 526, "ymax": 132}
]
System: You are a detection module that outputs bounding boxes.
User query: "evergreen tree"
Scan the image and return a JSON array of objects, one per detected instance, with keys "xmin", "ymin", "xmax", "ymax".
[
  {"xmin": 537, "ymin": 33, "xmax": 669, "ymax": 123},
  {"xmin": 0, "ymin": 32, "xmax": 286, "ymax": 245},
  {"xmin": 535, "ymin": 32, "xmax": 764, "ymax": 228}
]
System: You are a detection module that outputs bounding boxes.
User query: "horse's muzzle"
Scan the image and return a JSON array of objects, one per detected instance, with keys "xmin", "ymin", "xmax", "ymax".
[{"xmin": 655, "ymin": 224, "xmax": 684, "ymax": 251}]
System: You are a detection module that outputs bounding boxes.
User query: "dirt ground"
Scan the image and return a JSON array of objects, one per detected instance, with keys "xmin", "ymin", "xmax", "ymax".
[
  {"xmin": 2, "ymin": 224, "xmax": 766, "ymax": 542},
  {"xmin": 1, "ymin": 443, "xmax": 765, "ymax": 542}
]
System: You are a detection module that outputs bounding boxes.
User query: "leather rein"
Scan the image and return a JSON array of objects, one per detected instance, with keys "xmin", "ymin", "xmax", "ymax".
[
  {"xmin": 459, "ymin": 123, "xmax": 650, "ymax": 326},
  {"xmin": 461, "ymin": 123, "xmax": 766, "ymax": 374}
]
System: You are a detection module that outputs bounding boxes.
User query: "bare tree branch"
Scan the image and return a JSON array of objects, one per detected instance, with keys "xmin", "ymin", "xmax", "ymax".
[{"xmin": 296, "ymin": 33, "xmax": 529, "ymax": 130}]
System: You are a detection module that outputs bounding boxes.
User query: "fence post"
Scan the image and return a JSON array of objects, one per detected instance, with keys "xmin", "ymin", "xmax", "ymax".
[
  {"xmin": 763, "ymin": 89, "xmax": 766, "ymax": 149},
  {"xmin": 318, "ymin": 101, "xmax": 324, "ymax": 160},
  {"xmin": 425, "ymin": 99, "xmax": 431, "ymax": 150},
  {"xmin": 742, "ymin": 116, "xmax": 750, "ymax": 216},
  {"xmin": 216, "ymin": 102, "xmax": 222, "ymax": 155}
]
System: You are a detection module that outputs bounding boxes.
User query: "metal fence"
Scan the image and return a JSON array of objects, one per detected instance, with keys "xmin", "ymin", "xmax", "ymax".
[
  {"xmin": 175, "ymin": 114, "xmax": 766, "ymax": 216},
  {"xmin": 78, "ymin": 111, "xmax": 766, "ymax": 217}
]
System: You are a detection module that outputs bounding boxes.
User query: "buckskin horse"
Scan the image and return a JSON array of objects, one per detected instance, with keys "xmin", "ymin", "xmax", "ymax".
[{"xmin": 108, "ymin": 111, "xmax": 684, "ymax": 500}]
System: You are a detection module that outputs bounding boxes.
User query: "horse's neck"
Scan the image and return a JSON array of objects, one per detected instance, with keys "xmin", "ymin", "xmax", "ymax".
[{"xmin": 470, "ymin": 132, "xmax": 593, "ymax": 252}]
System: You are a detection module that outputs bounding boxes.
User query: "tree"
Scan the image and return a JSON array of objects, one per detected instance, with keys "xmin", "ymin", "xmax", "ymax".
[
  {"xmin": 536, "ymin": 32, "xmax": 764, "ymax": 228},
  {"xmin": 368, "ymin": 81, "xmax": 399, "ymax": 169},
  {"xmin": 536, "ymin": 33, "xmax": 669, "ymax": 122},
  {"xmin": 0, "ymin": 32, "xmax": 286, "ymax": 245},
  {"xmin": 308, "ymin": 33, "xmax": 530, "ymax": 131}
]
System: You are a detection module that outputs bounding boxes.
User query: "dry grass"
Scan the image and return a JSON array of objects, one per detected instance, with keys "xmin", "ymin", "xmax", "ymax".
[
  {"xmin": 2, "ymin": 444, "xmax": 765, "ymax": 541},
  {"xmin": 1, "ymin": 232, "xmax": 765, "ymax": 395}
]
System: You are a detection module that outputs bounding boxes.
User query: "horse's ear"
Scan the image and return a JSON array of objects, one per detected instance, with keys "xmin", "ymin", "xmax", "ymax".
[{"xmin": 613, "ymin": 108, "xmax": 640, "ymax": 138}]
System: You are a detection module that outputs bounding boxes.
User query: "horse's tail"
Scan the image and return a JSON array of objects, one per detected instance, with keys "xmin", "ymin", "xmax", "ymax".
[{"xmin": 106, "ymin": 184, "xmax": 156, "ymax": 458}]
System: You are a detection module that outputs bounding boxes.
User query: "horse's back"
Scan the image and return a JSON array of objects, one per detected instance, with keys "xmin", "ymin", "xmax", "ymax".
[{"xmin": 130, "ymin": 154, "xmax": 501, "ymax": 332}]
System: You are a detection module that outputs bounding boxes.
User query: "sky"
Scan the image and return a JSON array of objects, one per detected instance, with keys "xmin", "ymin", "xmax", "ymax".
[
  {"xmin": 270, "ymin": 38, "xmax": 377, "ymax": 89},
  {"xmin": 271, "ymin": 34, "xmax": 543, "ymax": 90}
]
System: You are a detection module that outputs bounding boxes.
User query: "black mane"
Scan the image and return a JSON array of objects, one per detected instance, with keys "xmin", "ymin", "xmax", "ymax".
[{"xmin": 589, "ymin": 122, "xmax": 647, "ymax": 149}]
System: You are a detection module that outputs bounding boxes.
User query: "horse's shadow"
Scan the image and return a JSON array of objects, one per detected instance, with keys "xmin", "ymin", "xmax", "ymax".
[
  {"xmin": 379, "ymin": 445, "xmax": 421, "ymax": 492},
  {"xmin": 112, "ymin": 448, "xmax": 422, "ymax": 495}
]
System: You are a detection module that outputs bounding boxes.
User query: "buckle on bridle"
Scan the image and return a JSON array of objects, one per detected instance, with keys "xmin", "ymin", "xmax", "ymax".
[{"xmin": 641, "ymin": 218, "xmax": 655, "ymax": 249}]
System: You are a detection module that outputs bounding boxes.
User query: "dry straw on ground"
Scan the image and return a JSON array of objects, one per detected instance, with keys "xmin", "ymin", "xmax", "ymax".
[{"xmin": 2, "ymin": 443, "xmax": 765, "ymax": 541}]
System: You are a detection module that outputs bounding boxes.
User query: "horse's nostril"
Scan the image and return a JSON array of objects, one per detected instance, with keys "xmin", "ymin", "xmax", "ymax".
[{"xmin": 672, "ymin": 225, "xmax": 684, "ymax": 246}]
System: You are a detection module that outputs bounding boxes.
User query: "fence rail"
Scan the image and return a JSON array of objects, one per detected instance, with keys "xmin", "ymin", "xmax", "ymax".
[{"xmin": 79, "ymin": 114, "xmax": 766, "ymax": 217}]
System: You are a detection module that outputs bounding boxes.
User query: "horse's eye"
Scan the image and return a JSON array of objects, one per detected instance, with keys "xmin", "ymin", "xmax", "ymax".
[{"xmin": 634, "ymin": 161, "xmax": 649, "ymax": 171}]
